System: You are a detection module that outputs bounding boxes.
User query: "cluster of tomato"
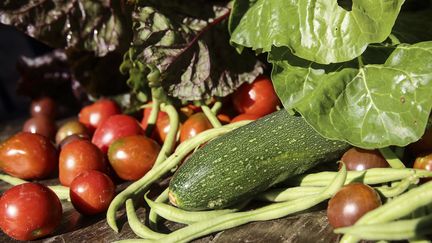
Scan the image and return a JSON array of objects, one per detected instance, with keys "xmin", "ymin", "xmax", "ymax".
[
  {"xmin": 326, "ymin": 136, "xmax": 432, "ymax": 229},
  {"xmin": 0, "ymin": 75, "xmax": 280, "ymax": 241}
]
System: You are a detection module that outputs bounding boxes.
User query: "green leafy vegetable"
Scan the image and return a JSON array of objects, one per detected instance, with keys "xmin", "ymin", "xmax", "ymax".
[{"xmin": 230, "ymin": 0, "xmax": 405, "ymax": 64}]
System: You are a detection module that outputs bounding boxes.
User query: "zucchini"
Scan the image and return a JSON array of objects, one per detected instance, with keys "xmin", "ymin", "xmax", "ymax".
[{"xmin": 169, "ymin": 110, "xmax": 350, "ymax": 210}]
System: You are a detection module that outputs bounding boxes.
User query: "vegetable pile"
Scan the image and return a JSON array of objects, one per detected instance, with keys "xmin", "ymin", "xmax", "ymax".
[{"xmin": 1, "ymin": 0, "xmax": 432, "ymax": 242}]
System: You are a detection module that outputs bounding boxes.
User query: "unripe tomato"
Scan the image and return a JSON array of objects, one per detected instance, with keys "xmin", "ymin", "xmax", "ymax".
[
  {"xmin": 108, "ymin": 135, "xmax": 160, "ymax": 180},
  {"xmin": 78, "ymin": 99, "xmax": 121, "ymax": 133},
  {"xmin": 22, "ymin": 116, "xmax": 57, "ymax": 140},
  {"xmin": 0, "ymin": 183, "xmax": 62, "ymax": 241},
  {"xmin": 55, "ymin": 120, "xmax": 89, "ymax": 145},
  {"xmin": 179, "ymin": 112, "xmax": 213, "ymax": 143},
  {"xmin": 59, "ymin": 140, "xmax": 106, "ymax": 186},
  {"xmin": 70, "ymin": 170, "xmax": 115, "ymax": 215},
  {"xmin": 92, "ymin": 114, "xmax": 143, "ymax": 153},
  {"xmin": 327, "ymin": 183, "xmax": 381, "ymax": 228},
  {"xmin": 30, "ymin": 97, "xmax": 57, "ymax": 119},
  {"xmin": 232, "ymin": 75, "xmax": 280, "ymax": 117},
  {"xmin": 0, "ymin": 132, "xmax": 57, "ymax": 179}
]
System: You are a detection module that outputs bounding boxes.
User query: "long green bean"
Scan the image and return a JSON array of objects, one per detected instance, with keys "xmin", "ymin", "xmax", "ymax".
[
  {"xmin": 148, "ymin": 188, "xmax": 169, "ymax": 229},
  {"xmin": 140, "ymin": 163, "xmax": 347, "ymax": 243},
  {"xmin": 125, "ymin": 199, "xmax": 166, "ymax": 239},
  {"xmin": 153, "ymin": 104, "xmax": 179, "ymax": 166},
  {"xmin": 106, "ymin": 120, "xmax": 251, "ymax": 232},
  {"xmin": 145, "ymin": 100, "xmax": 160, "ymax": 137},
  {"xmin": 257, "ymin": 186, "xmax": 321, "ymax": 202},
  {"xmin": 375, "ymin": 176, "xmax": 417, "ymax": 199},
  {"xmin": 335, "ymin": 214, "xmax": 432, "ymax": 240},
  {"xmin": 202, "ymin": 105, "xmax": 222, "ymax": 128}
]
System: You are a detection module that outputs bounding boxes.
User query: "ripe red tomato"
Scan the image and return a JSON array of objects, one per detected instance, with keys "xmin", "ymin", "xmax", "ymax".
[
  {"xmin": 59, "ymin": 140, "xmax": 106, "ymax": 186},
  {"xmin": 78, "ymin": 99, "xmax": 121, "ymax": 133},
  {"xmin": 30, "ymin": 97, "xmax": 57, "ymax": 119},
  {"xmin": 141, "ymin": 107, "xmax": 171, "ymax": 144},
  {"xmin": 327, "ymin": 183, "xmax": 381, "ymax": 228},
  {"xmin": 413, "ymin": 153, "xmax": 432, "ymax": 182},
  {"xmin": 0, "ymin": 132, "xmax": 57, "ymax": 179},
  {"xmin": 55, "ymin": 120, "xmax": 89, "ymax": 145},
  {"xmin": 0, "ymin": 183, "xmax": 62, "ymax": 241},
  {"xmin": 22, "ymin": 116, "xmax": 57, "ymax": 140},
  {"xmin": 92, "ymin": 114, "xmax": 143, "ymax": 153},
  {"xmin": 232, "ymin": 75, "xmax": 280, "ymax": 117},
  {"xmin": 179, "ymin": 112, "xmax": 213, "ymax": 143},
  {"xmin": 70, "ymin": 170, "xmax": 115, "ymax": 215},
  {"xmin": 341, "ymin": 147, "xmax": 389, "ymax": 171},
  {"xmin": 231, "ymin": 113, "xmax": 261, "ymax": 123},
  {"xmin": 108, "ymin": 135, "xmax": 160, "ymax": 181}
]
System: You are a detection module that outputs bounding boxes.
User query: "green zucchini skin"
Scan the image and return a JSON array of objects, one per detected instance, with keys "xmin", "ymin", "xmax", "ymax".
[{"xmin": 169, "ymin": 110, "xmax": 350, "ymax": 211}]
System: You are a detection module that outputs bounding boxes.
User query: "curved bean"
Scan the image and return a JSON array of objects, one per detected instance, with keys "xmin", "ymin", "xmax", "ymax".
[
  {"xmin": 145, "ymin": 192, "xmax": 244, "ymax": 224},
  {"xmin": 257, "ymin": 186, "xmax": 321, "ymax": 202},
  {"xmin": 154, "ymin": 104, "xmax": 179, "ymax": 166},
  {"xmin": 335, "ymin": 214, "xmax": 432, "ymax": 240},
  {"xmin": 145, "ymin": 100, "xmax": 160, "ymax": 137},
  {"xmin": 106, "ymin": 121, "xmax": 251, "ymax": 232},
  {"xmin": 125, "ymin": 199, "xmax": 166, "ymax": 239},
  {"xmin": 286, "ymin": 168, "xmax": 432, "ymax": 187},
  {"xmin": 375, "ymin": 176, "xmax": 417, "ymax": 199},
  {"xmin": 210, "ymin": 101, "xmax": 223, "ymax": 114},
  {"xmin": 148, "ymin": 188, "xmax": 169, "ymax": 229},
  {"xmin": 142, "ymin": 163, "xmax": 347, "ymax": 242},
  {"xmin": 201, "ymin": 105, "xmax": 222, "ymax": 128}
]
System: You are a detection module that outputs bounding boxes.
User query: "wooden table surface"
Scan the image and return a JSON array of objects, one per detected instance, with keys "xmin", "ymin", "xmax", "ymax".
[{"xmin": 0, "ymin": 119, "xmax": 339, "ymax": 243}]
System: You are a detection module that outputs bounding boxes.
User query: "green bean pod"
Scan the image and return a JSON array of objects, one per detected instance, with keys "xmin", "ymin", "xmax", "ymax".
[
  {"xmin": 335, "ymin": 214, "xmax": 432, "ymax": 240},
  {"xmin": 286, "ymin": 168, "xmax": 432, "ymax": 187},
  {"xmin": 201, "ymin": 105, "xmax": 222, "ymax": 128},
  {"xmin": 257, "ymin": 186, "xmax": 321, "ymax": 202},
  {"xmin": 145, "ymin": 193, "xmax": 244, "ymax": 224},
  {"xmin": 378, "ymin": 147, "xmax": 405, "ymax": 169},
  {"xmin": 148, "ymin": 188, "xmax": 169, "ymax": 229},
  {"xmin": 375, "ymin": 176, "xmax": 417, "ymax": 199},
  {"xmin": 154, "ymin": 104, "xmax": 180, "ymax": 166},
  {"xmin": 139, "ymin": 163, "xmax": 347, "ymax": 243},
  {"xmin": 125, "ymin": 199, "xmax": 166, "ymax": 239},
  {"xmin": 106, "ymin": 121, "xmax": 251, "ymax": 232}
]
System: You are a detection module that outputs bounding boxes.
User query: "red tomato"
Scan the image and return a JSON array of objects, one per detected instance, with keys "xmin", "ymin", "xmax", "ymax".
[
  {"xmin": 30, "ymin": 97, "xmax": 57, "ymax": 119},
  {"xmin": 0, "ymin": 132, "xmax": 57, "ymax": 179},
  {"xmin": 59, "ymin": 140, "xmax": 106, "ymax": 186},
  {"xmin": 70, "ymin": 170, "xmax": 115, "ymax": 215},
  {"xmin": 141, "ymin": 107, "xmax": 171, "ymax": 144},
  {"xmin": 341, "ymin": 147, "xmax": 389, "ymax": 171},
  {"xmin": 413, "ymin": 153, "xmax": 432, "ymax": 182},
  {"xmin": 92, "ymin": 114, "xmax": 144, "ymax": 153},
  {"xmin": 217, "ymin": 113, "xmax": 231, "ymax": 124},
  {"xmin": 179, "ymin": 112, "xmax": 213, "ymax": 143},
  {"xmin": 0, "ymin": 183, "xmax": 62, "ymax": 241},
  {"xmin": 22, "ymin": 116, "xmax": 57, "ymax": 140},
  {"xmin": 231, "ymin": 113, "xmax": 261, "ymax": 123},
  {"xmin": 327, "ymin": 183, "xmax": 381, "ymax": 228},
  {"xmin": 55, "ymin": 120, "xmax": 89, "ymax": 145},
  {"xmin": 232, "ymin": 75, "xmax": 280, "ymax": 117},
  {"xmin": 78, "ymin": 99, "xmax": 121, "ymax": 133},
  {"xmin": 108, "ymin": 135, "xmax": 160, "ymax": 181}
]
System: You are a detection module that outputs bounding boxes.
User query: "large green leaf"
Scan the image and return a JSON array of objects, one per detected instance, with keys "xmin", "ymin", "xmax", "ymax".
[
  {"xmin": 270, "ymin": 42, "xmax": 432, "ymax": 148},
  {"xmin": 125, "ymin": 4, "xmax": 264, "ymax": 101},
  {"xmin": 230, "ymin": 0, "xmax": 405, "ymax": 64}
]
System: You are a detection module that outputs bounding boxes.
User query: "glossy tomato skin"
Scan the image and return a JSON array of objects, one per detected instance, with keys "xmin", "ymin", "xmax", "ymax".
[
  {"xmin": 59, "ymin": 140, "xmax": 106, "ymax": 186},
  {"xmin": 232, "ymin": 75, "xmax": 280, "ymax": 117},
  {"xmin": 327, "ymin": 183, "xmax": 381, "ymax": 228},
  {"xmin": 413, "ymin": 153, "xmax": 432, "ymax": 182},
  {"xmin": 108, "ymin": 135, "xmax": 160, "ymax": 180},
  {"xmin": 92, "ymin": 114, "xmax": 144, "ymax": 153},
  {"xmin": 58, "ymin": 134, "xmax": 90, "ymax": 150},
  {"xmin": 70, "ymin": 170, "xmax": 115, "ymax": 215},
  {"xmin": 30, "ymin": 97, "xmax": 57, "ymax": 119},
  {"xmin": 55, "ymin": 120, "xmax": 89, "ymax": 145},
  {"xmin": 22, "ymin": 116, "xmax": 57, "ymax": 140},
  {"xmin": 0, "ymin": 132, "xmax": 57, "ymax": 179},
  {"xmin": 0, "ymin": 183, "xmax": 62, "ymax": 241},
  {"xmin": 141, "ymin": 108, "xmax": 171, "ymax": 144},
  {"xmin": 179, "ymin": 112, "xmax": 213, "ymax": 143},
  {"xmin": 231, "ymin": 113, "xmax": 260, "ymax": 123},
  {"xmin": 78, "ymin": 99, "xmax": 121, "ymax": 133},
  {"xmin": 341, "ymin": 147, "xmax": 389, "ymax": 171}
]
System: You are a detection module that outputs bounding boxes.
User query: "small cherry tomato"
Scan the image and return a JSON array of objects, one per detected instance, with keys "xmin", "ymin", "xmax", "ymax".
[
  {"xmin": 58, "ymin": 134, "xmax": 90, "ymax": 150},
  {"xmin": 327, "ymin": 183, "xmax": 381, "ymax": 228},
  {"xmin": 231, "ymin": 113, "xmax": 261, "ymax": 123},
  {"xmin": 232, "ymin": 75, "xmax": 280, "ymax": 117},
  {"xmin": 108, "ymin": 135, "xmax": 160, "ymax": 181},
  {"xmin": 55, "ymin": 120, "xmax": 89, "ymax": 145},
  {"xmin": 0, "ymin": 183, "xmax": 62, "ymax": 241},
  {"xmin": 92, "ymin": 114, "xmax": 144, "ymax": 153},
  {"xmin": 30, "ymin": 97, "xmax": 57, "ymax": 119},
  {"xmin": 341, "ymin": 147, "xmax": 389, "ymax": 171},
  {"xmin": 413, "ymin": 153, "xmax": 432, "ymax": 182},
  {"xmin": 78, "ymin": 99, "xmax": 121, "ymax": 133},
  {"xmin": 59, "ymin": 140, "xmax": 106, "ymax": 186},
  {"xmin": 0, "ymin": 132, "xmax": 57, "ymax": 179},
  {"xmin": 179, "ymin": 112, "xmax": 213, "ymax": 143},
  {"xmin": 70, "ymin": 170, "xmax": 115, "ymax": 215},
  {"xmin": 141, "ymin": 108, "xmax": 171, "ymax": 144},
  {"xmin": 22, "ymin": 116, "xmax": 57, "ymax": 140}
]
